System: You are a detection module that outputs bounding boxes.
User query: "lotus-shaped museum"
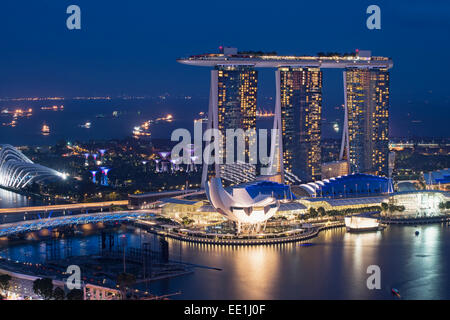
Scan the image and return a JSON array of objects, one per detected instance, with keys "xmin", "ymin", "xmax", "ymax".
[{"xmin": 205, "ymin": 178, "xmax": 280, "ymax": 229}]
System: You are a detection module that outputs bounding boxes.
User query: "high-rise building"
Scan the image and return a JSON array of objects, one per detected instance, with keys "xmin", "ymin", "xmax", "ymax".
[
  {"xmin": 216, "ymin": 65, "xmax": 258, "ymax": 184},
  {"xmin": 178, "ymin": 48, "xmax": 392, "ymax": 187},
  {"xmin": 342, "ymin": 67, "xmax": 389, "ymax": 176},
  {"xmin": 279, "ymin": 67, "xmax": 322, "ymax": 183},
  {"xmin": 321, "ymin": 160, "xmax": 349, "ymax": 179}
]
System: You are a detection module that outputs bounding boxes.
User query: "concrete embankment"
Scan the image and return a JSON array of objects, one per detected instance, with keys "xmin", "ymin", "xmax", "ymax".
[
  {"xmin": 381, "ymin": 215, "xmax": 450, "ymax": 225},
  {"xmin": 133, "ymin": 220, "xmax": 345, "ymax": 246}
]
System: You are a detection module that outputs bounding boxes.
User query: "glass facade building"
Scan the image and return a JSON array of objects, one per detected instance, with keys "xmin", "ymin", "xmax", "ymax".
[
  {"xmin": 179, "ymin": 49, "xmax": 393, "ymax": 188},
  {"xmin": 279, "ymin": 67, "xmax": 322, "ymax": 183},
  {"xmin": 299, "ymin": 173, "xmax": 393, "ymax": 198},
  {"xmin": 216, "ymin": 65, "xmax": 258, "ymax": 184},
  {"xmin": 344, "ymin": 67, "xmax": 389, "ymax": 176}
]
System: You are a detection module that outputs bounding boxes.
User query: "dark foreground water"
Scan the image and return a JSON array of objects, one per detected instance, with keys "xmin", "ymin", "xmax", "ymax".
[{"xmin": 1, "ymin": 224, "xmax": 449, "ymax": 300}]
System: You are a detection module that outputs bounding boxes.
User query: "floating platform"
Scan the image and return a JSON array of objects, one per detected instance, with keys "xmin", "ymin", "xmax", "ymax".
[
  {"xmin": 344, "ymin": 216, "xmax": 382, "ymax": 233},
  {"xmin": 132, "ymin": 220, "xmax": 344, "ymax": 246}
]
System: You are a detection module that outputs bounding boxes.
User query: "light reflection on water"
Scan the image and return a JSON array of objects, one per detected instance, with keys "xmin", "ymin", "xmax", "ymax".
[
  {"xmin": 1, "ymin": 224, "xmax": 449, "ymax": 299},
  {"xmin": 0, "ymin": 188, "xmax": 41, "ymax": 208}
]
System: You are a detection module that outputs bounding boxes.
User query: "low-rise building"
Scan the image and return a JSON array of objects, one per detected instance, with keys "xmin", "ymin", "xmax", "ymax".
[{"xmin": 424, "ymin": 169, "xmax": 450, "ymax": 191}]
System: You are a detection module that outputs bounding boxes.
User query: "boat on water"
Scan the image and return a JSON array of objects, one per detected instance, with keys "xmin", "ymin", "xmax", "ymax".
[
  {"xmin": 79, "ymin": 121, "xmax": 91, "ymax": 129},
  {"xmin": 41, "ymin": 124, "xmax": 50, "ymax": 135},
  {"xmin": 344, "ymin": 216, "xmax": 384, "ymax": 232}
]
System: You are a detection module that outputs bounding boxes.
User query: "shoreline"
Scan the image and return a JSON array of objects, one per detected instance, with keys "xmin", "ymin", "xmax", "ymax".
[
  {"xmin": 380, "ymin": 215, "xmax": 450, "ymax": 225},
  {"xmin": 133, "ymin": 220, "xmax": 345, "ymax": 246}
]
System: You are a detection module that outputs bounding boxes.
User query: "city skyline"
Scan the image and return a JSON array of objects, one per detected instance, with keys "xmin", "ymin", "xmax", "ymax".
[
  {"xmin": 181, "ymin": 48, "xmax": 392, "ymax": 185},
  {"xmin": 0, "ymin": 0, "xmax": 449, "ymax": 305},
  {"xmin": 0, "ymin": 1, "xmax": 449, "ymax": 139}
]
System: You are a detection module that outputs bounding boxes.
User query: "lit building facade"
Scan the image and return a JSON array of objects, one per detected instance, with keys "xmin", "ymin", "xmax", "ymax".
[
  {"xmin": 0, "ymin": 144, "xmax": 65, "ymax": 189},
  {"xmin": 321, "ymin": 160, "xmax": 349, "ymax": 179},
  {"xmin": 343, "ymin": 67, "xmax": 389, "ymax": 176},
  {"xmin": 279, "ymin": 67, "xmax": 322, "ymax": 183},
  {"xmin": 216, "ymin": 65, "xmax": 258, "ymax": 184},
  {"xmin": 424, "ymin": 168, "xmax": 450, "ymax": 191},
  {"xmin": 178, "ymin": 48, "xmax": 393, "ymax": 187},
  {"xmin": 384, "ymin": 191, "xmax": 449, "ymax": 217},
  {"xmin": 205, "ymin": 177, "xmax": 281, "ymax": 233}
]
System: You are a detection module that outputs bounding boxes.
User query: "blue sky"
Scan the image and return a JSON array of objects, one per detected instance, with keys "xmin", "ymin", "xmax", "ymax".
[{"xmin": 0, "ymin": 0, "xmax": 449, "ymax": 136}]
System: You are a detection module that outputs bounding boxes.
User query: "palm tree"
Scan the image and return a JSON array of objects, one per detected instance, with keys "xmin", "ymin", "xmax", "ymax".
[
  {"xmin": 33, "ymin": 278, "xmax": 54, "ymax": 300},
  {"xmin": 317, "ymin": 207, "xmax": 326, "ymax": 217},
  {"xmin": 53, "ymin": 287, "xmax": 65, "ymax": 300},
  {"xmin": 0, "ymin": 274, "xmax": 12, "ymax": 296},
  {"xmin": 309, "ymin": 208, "xmax": 318, "ymax": 218},
  {"xmin": 67, "ymin": 289, "xmax": 84, "ymax": 300}
]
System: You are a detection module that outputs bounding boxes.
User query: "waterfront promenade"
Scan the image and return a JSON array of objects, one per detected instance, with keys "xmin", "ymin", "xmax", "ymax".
[
  {"xmin": 381, "ymin": 214, "xmax": 450, "ymax": 225},
  {"xmin": 133, "ymin": 219, "xmax": 344, "ymax": 245}
]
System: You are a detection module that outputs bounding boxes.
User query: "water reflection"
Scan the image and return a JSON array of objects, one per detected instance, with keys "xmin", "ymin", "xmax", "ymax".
[
  {"xmin": 342, "ymin": 231, "xmax": 383, "ymax": 298},
  {"xmin": 402, "ymin": 225, "xmax": 445, "ymax": 299},
  {"xmin": 1, "ymin": 224, "xmax": 450, "ymax": 299},
  {"xmin": 0, "ymin": 188, "xmax": 34, "ymax": 208}
]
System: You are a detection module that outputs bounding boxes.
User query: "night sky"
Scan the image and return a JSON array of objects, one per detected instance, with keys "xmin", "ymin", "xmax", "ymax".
[{"xmin": 0, "ymin": 0, "xmax": 449, "ymax": 137}]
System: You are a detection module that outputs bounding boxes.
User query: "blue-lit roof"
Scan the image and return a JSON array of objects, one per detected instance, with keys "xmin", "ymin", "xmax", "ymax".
[
  {"xmin": 299, "ymin": 173, "xmax": 393, "ymax": 198},
  {"xmin": 240, "ymin": 180, "xmax": 296, "ymax": 200},
  {"xmin": 424, "ymin": 169, "xmax": 450, "ymax": 185}
]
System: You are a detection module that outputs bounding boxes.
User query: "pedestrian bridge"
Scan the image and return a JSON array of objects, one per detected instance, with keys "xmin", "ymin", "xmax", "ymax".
[
  {"xmin": 0, "ymin": 210, "xmax": 153, "ymax": 237},
  {"xmin": 0, "ymin": 200, "xmax": 130, "ymax": 225}
]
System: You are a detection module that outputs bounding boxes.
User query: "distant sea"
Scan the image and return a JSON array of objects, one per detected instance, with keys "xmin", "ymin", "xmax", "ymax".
[
  {"xmin": 0, "ymin": 98, "xmax": 208, "ymax": 146},
  {"xmin": 0, "ymin": 97, "xmax": 350, "ymax": 147}
]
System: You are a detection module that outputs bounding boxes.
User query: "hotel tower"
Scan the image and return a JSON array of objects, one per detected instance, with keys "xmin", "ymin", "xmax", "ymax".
[
  {"xmin": 177, "ymin": 48, "xmax": 392, "ymax": 187},
  {"xmin": 340, "ymin": 66, "xmax": 390, "ymax": 176},
  {"xmin": 216, "ymin": 64, "xmax": 258, "ymax": 184},
  {"xmin": 279, "ymin": 67, "xmax": 323, "ymax": 183}
]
